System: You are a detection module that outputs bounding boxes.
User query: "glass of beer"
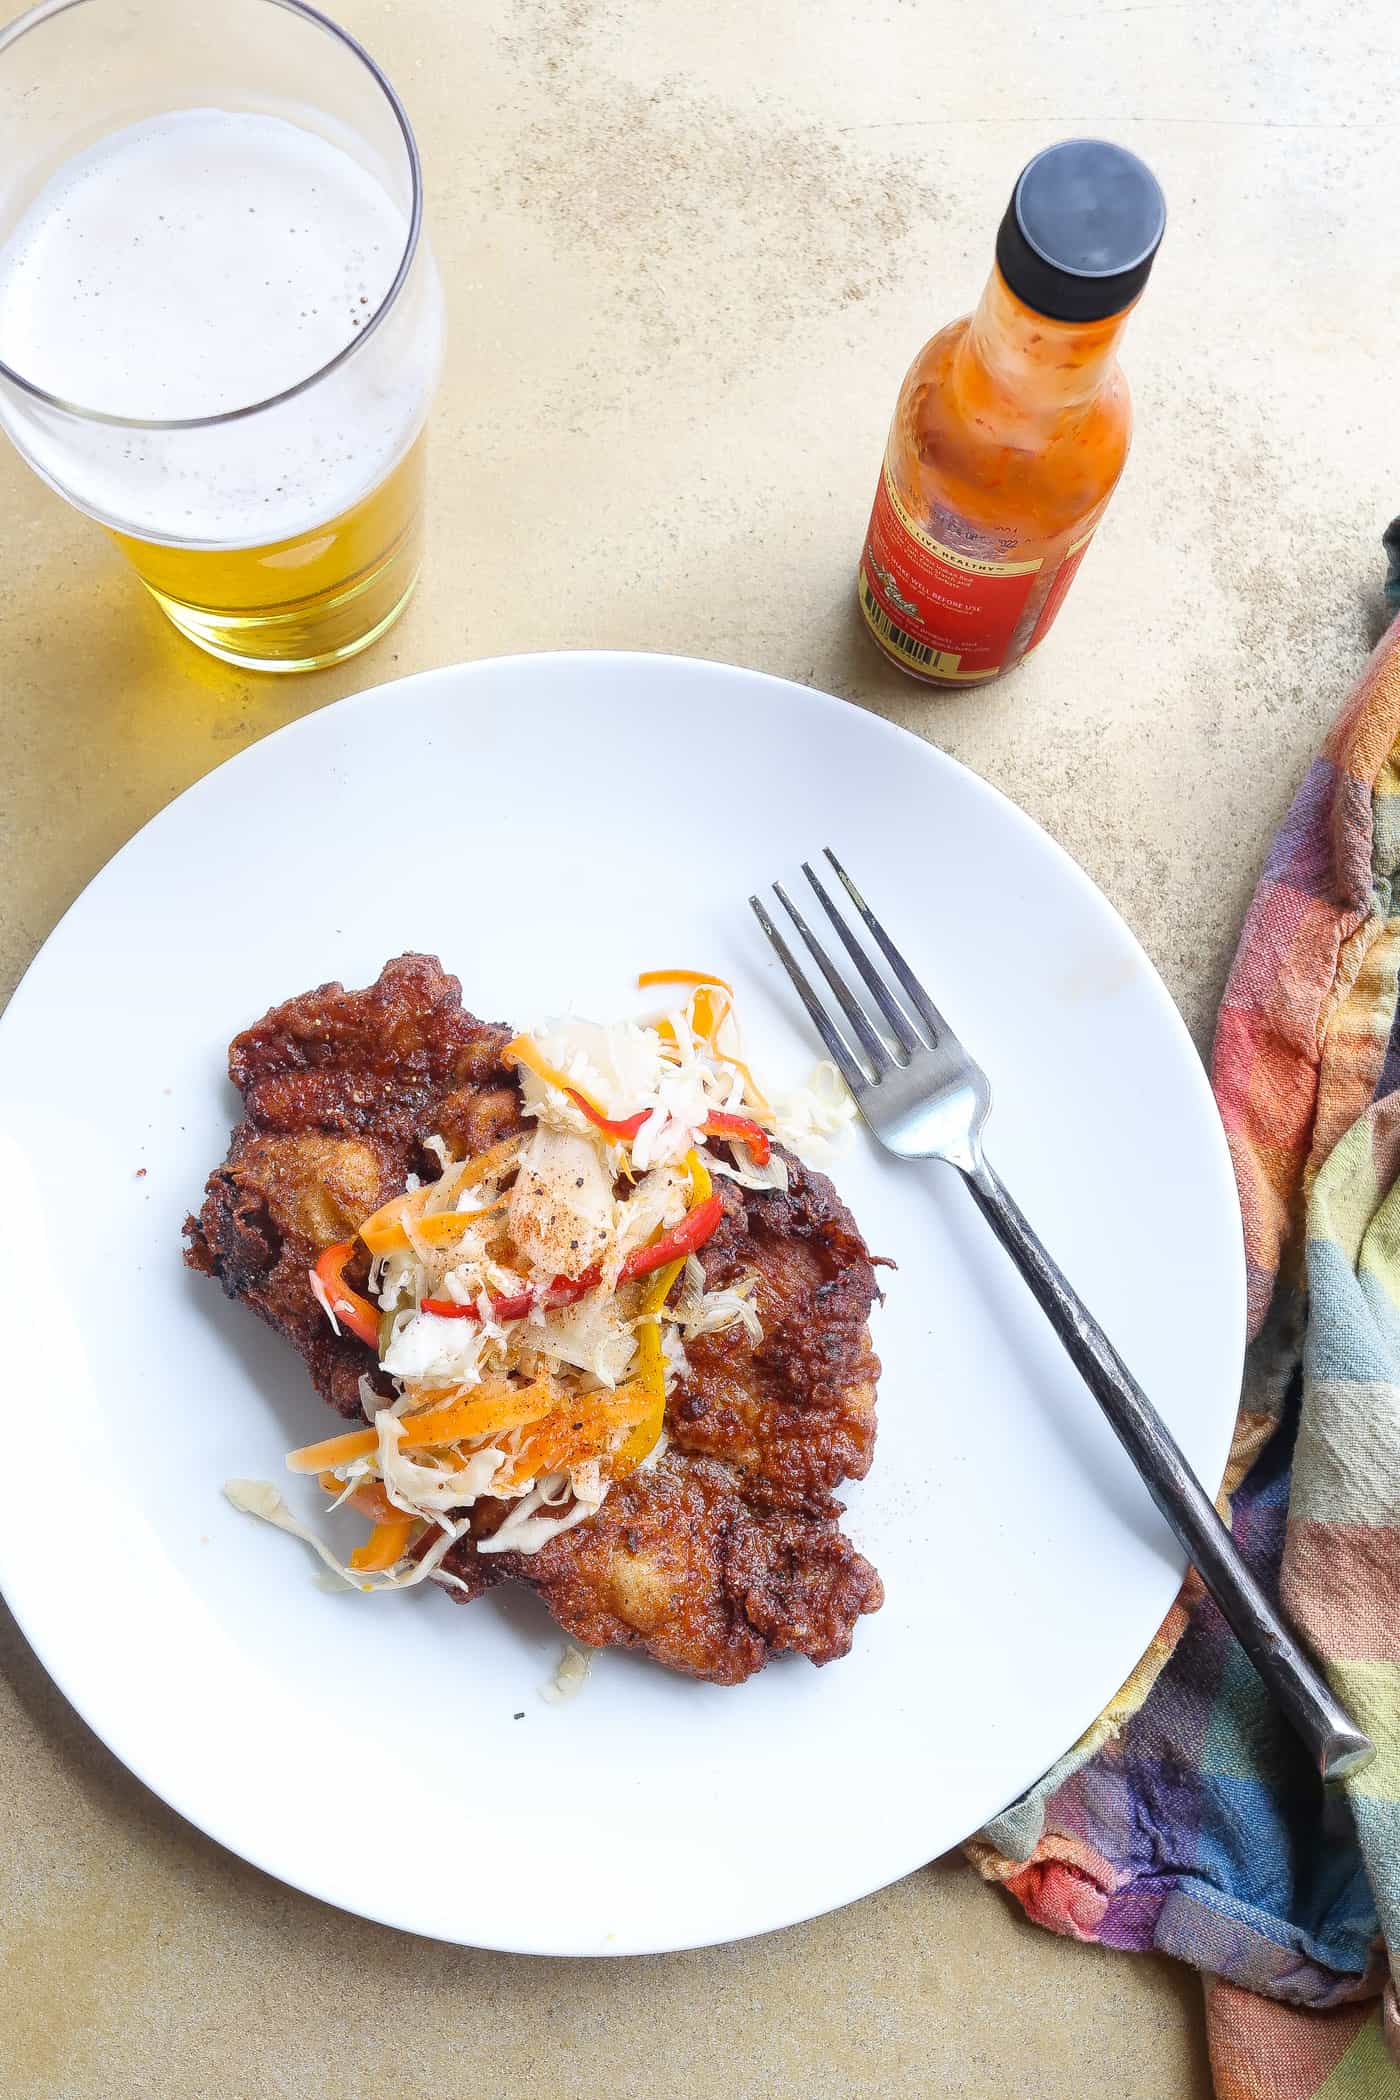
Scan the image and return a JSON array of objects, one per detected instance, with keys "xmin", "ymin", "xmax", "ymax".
[{"xmin": 0, "ymin": 0, "xmax": 442, "ymax": 672}]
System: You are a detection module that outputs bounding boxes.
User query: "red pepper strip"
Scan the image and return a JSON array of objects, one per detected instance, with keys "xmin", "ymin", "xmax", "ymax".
[
  {"xmin": 414, "ymin": 1197, "xmax": 725, "ymax": 1324},
  {"xmin": 420, "ymin": 1269, "xmax": 601, "ymax": 1324},
  {"xmin": 702, "ymin": 1112, "xmax": 772, "ymax": 1166},
  {"xmin": 311, "ymin": 1242, "xmax": 380, "ymax": 1350},
  {"xmin": 565, "ymin": 1088, "xmax": 650, "ymax": 1142},
  {"xmin": 618, "ymin": 1192, "xmax": 724, "ymax": 1280}
]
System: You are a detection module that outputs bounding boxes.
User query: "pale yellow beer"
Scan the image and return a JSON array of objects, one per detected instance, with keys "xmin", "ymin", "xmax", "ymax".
[
  {"xmin": 0, "ymin": 8, "xmax": 441, "ymax": 672},
  {"xmin": 110, "ymin": 435, "xmax": 428, "ymax": 672}
]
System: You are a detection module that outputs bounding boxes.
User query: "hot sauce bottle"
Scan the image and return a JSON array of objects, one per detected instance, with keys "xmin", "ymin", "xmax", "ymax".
[{"xmin": 858, "ymin": 139, "xmax": 1165, "ymax": 686}]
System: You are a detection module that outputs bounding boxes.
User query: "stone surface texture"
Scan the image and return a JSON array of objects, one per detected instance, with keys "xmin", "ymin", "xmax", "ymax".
[{"xmin": 2, "ymin": 0, "xmax": 1397, "ymax": 2092}]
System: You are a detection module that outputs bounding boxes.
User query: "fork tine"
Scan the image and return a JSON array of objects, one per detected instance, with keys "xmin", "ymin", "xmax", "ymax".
[
  {"xmin": 773, "ymin": 882, "xmax": 894, "ymax": 1075},
  {"xmin": 823, "ymin": 848, "xmax": 952, "ymax": 1042},
  {"xmin": 749, "ymin": 896, "xmax": 870, "ymax": 1095},
  {"xmin": 801, "ymin": 859, "xmax": 924, "ymax": 1059}
]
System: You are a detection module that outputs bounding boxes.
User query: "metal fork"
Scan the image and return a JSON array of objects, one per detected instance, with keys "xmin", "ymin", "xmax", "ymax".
[{"xmin": 752, "ymin": 849, "xmax": 1372, "ymax": 1785}]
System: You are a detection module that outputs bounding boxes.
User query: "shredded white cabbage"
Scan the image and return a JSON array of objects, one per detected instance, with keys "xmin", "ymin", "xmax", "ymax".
[
  {"xmin": 769, "ymin": 1059, "xmax": 856, "ymax": 1159},
  {"xmin": 606, "ymin": 1164, "xmax": 688, "ymax": 1280},
  {"xmin": 358, "ymin": 1373, "xmax": 392, "ymax": 1421},
  {"xmin": 526, "ymin": 1015, "xmax": 740, "ymax": 1173},
  {"xmin": 479, "ymin": 1471, "xmax": 606, "ymax": 1554},
  {"xmin": 223, "ymin": 1479, "xmax": 466, "ymax": 1592},
  {"xmin": 708, "ymin": 1150, "xmax": 789, "ymax": 1194},
  {"xmin": 636, "ymin": 1426, "xmax": 669, "ymax": 1475},
  {"xmin": 674, "ymin": 1255, "xmax": 762, "ymax": 1345},
  {"xmin": 540, "ymin": 1643, "xmax": 593, "ymax": 1703},
  {"xmin": 381, "ymin": 1308, "xmax": 491, "ymax": 1385},
  {"xmin": 534, "ymin": 1288, "xmax": 635, "ymax": 1388},
  {"xmin": 659, "ymin": 1322, "xmax": 690, "ymax": 1385},
  {"xmin": 375, "ymin": 1413, "xmax": 521, "ymax": 1517},
  {"xmin": 308, "ymin": 1269, "xmax": 343, "ymax": 1336}
]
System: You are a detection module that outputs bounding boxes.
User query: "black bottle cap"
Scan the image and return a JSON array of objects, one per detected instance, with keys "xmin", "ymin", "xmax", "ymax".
[{"xmin": 995, "ymin": 139, "xmax": 1165, "ymax": 323}]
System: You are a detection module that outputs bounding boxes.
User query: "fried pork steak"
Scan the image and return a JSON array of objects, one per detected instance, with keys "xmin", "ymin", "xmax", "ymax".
[{"xmin": 185, "ymin": 955, "xmax": 883, "ymax": 1684}]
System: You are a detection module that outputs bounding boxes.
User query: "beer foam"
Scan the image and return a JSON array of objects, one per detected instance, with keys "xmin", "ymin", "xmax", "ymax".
[{"xmin": 0, "ymin": 110, "xmax": 441, "ymax": 545}]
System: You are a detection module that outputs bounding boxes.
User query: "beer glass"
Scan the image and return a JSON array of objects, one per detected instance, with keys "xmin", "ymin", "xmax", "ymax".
[{"xmin": 0, "ymin": 0, "xmax": 442, "ymax": 671}]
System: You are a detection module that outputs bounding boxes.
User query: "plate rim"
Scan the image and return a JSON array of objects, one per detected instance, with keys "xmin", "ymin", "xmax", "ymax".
[{"xmin": 0, "ymin": 648, "xmax": 1246, "ymax": 1954}]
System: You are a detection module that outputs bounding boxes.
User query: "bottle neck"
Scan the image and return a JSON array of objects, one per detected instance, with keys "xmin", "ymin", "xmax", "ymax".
[{"xmin": 954, "ymin": 265, "xmax": 1131, "ymax": 431}]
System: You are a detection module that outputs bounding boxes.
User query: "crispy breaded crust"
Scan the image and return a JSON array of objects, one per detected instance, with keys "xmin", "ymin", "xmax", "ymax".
[{"xmin": 186, "ymin": 955, "xmax": 883, "ymax": 1682}]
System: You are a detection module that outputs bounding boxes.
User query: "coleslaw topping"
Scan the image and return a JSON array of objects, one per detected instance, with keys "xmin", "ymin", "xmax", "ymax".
[{"xmin": 227, "ymin": 972, "xmax": 853, "ymax": 1589}]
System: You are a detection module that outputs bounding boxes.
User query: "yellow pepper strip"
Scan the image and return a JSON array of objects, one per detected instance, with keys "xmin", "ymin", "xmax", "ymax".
[
  {"xmin": 690, "ymin": 981, "xmax": 731, "ymax": 1044},
  {"xmin": 653, "ymin": 988, "xmax": 730, "ymax": 1050},
  {"xmin": 503, "ymin": 1034, "xmax": 609, "ymax": 1119},
  {"xmin": 612, "ymin": 1256, "xmax": 685, "ymax": 1478},
  {"xmin": 398, "ymin": 1377, "xmax": 562, "ymax": 1450},
  {"xmin": 349, "ymin": 1515, "xmax": 417, "ymax": 1572},
  {"xmin": 287, "ymin": 1426, "xmax": 379, "ymax": 1473},
  {"xmin": 688, "ymin": 985, "xmax": 772, "ymax": 1108},
  {"xmin": 611, "ymin": 1148, "xmax": 716, "ymax": 1479}
]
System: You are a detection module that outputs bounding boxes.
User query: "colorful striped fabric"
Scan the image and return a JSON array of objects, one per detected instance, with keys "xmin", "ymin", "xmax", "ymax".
[{"xmin": 968, "ymin": 617, "xmax": 1400, "ymax": 2097}]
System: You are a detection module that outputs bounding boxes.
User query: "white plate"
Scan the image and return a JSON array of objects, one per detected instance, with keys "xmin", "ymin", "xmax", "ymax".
[{"xmin": 0, "ymin": 652, "xmax": 1243, "ymax": 1956}]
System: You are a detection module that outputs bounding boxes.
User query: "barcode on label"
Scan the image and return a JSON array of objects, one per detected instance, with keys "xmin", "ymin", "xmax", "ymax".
[{"xmin": 861, "ymin": 579, "xmax": 934, "ymax": 667}]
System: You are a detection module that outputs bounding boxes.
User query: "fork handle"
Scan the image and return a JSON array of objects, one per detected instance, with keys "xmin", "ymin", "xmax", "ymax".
[{"xmin": 963, "ymin": 1152, "xmax": 1373, "ymax": 1785}]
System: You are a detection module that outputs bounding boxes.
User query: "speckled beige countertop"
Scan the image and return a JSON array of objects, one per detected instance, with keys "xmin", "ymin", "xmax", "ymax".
[{"xmin": 3, "ymin": 1, "xmax": 1397, "ymax": 2093}]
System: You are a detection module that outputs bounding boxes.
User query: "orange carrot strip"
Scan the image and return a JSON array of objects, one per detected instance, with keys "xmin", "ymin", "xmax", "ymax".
[
  {"xmin": 398, "ymin": 1379, "xmax": 561, "ymax": 1450},
  {"xmin": 356, "ymin": 1140, "xmax": 522, "ymax": 1256},
  {"xmin": 416, "ymin": 1196, "xmax": 506, "ymax": 1243},
  {"xmin": 727, "ymin": 1056, "xmax": 771, "ymax": 1113},
  {"xmin": 497, "ymin": 1383, "xmax": 653, "ymax": 1488},
  {"xmin": 287, "ymin": 1427, "xmax": 378, "ymax": 1474},
  {"xmin": 356, "ymin": 1189, "xmax": 427, "ymax": 1256},
  {"xmin": 453, "ymin": 1135, "xmax": 524, "ymax": 1190},
  {"xmin": 359, "ymin": 1191, "xmax": 509, "ymax": 1258},
  {"xmin": 362, "ymin": 1194, "xmax": 506, "ymax": 1256},
  {"xmin": 350, "ymin": 1516, "xmax": 416, "ymax": 1572},
  {"xmin": 637, "ymin": 969, "xmax": 734, "ymax": 994}
]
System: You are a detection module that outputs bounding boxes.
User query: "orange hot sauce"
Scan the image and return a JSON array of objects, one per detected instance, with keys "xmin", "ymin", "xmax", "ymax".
[{"xmin": 859, "ymin": 140, "xmax": 1166, "ymax": 687}]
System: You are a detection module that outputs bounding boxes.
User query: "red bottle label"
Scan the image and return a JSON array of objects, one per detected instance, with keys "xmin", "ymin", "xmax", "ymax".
[
  {"xmin": 858, "ymin": 465, "xmax": 1042, "ymax": 680},
  {"xmin": 1023, "ymin": 529, "xmax": 1096, "ymax": 656}
]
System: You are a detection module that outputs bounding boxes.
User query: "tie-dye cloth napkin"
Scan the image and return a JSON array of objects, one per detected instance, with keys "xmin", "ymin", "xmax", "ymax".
[{"xmin": 968, "ymin": 613, "xmax": 1400, "ymax": 2097}]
